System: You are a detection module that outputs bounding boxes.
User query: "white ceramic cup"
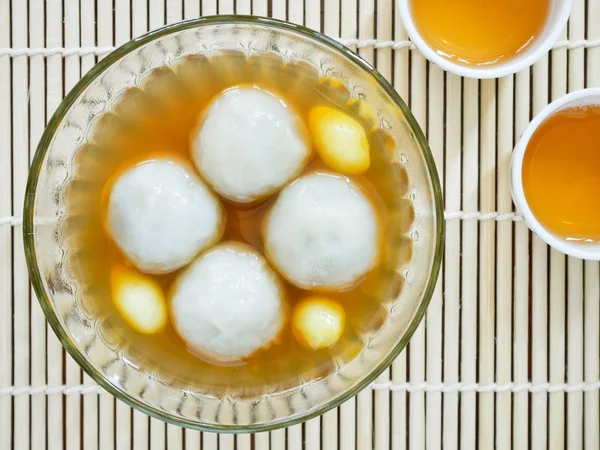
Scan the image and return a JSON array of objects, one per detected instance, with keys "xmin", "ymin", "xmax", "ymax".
[
  {"xmin": 398, "ymin": 0, "xmax": 572, "ymax": 79},
  {"xmin": 511, "ymin": 88, "xmax": 600, "ymax": 260}
]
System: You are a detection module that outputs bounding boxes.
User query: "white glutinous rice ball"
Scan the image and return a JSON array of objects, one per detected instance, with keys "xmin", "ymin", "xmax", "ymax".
[
  {"xmin": 192, "ymin": 85, "xmax": 310, "ymax": 203},
  {"xmin": 264, "ymin": 172, "xmax": 379, "ymax": 290},
  {"xmin": 106, "ymin": 159, "xmax": 224, "ymax": 274},
  {"xmin": 171, "ymin": 242, "xmax": 285, "ymax": 360}
]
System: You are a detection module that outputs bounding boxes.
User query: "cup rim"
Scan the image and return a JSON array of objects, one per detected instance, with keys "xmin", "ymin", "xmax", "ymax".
[
  {"xmin": 511, "ymin": 88, "xmax": 600, "ymax": 260},
  {"xmin": 23, "ymin": 15, "xmax": 445, "ymax": 433},
  {"xmin": 397, "ymin": 0, "xmax": 572, "ymax": 79}
]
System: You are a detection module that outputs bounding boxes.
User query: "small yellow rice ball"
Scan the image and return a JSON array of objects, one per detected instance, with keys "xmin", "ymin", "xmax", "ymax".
[
  {"xmin": 111, "ymin": 265, "xmax": 168, "ymax": 334},
  {"xmin": 308, "ymin": 106, "xmax": 370, "ymax": 175},
  {"xmin": 292, "ymin": 297, "xmax": 345, "ymax": 350}
]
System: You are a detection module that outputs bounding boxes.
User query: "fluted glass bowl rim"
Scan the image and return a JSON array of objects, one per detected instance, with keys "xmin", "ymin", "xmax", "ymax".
[{"xmin": 23, "ymin": 15, "xmax": 444, "ymax": 433}]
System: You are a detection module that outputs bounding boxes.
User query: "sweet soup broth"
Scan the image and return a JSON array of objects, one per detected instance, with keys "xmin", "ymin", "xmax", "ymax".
[{"xmin": 66, "ymin": 53, "xmax": 412, "ymax": 393}]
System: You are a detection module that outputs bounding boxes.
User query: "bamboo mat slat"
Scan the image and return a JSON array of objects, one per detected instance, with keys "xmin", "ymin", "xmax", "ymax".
[
  {"xmin": 28, "ymin": 1, "xmax": 47, "ymax": 450},
  {"xmin": 442, "ymin": 72, "xmax": 460, "ymax": 450},
  {"xmin": 1, "ymin": 1, "xmax": 599, "ymax": 449},
  {"xmin": 513, "ymin": 66, "xmax": 531, "ymax": 450},
  {"xmin": 0, "ymin": 3, "xmax": 11, "ymax": 450}
]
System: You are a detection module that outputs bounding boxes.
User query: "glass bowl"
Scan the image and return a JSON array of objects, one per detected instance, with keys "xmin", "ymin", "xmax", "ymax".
[{"xmin": 24, "ymin": 15, "xmax": 444, "ymax": 432}]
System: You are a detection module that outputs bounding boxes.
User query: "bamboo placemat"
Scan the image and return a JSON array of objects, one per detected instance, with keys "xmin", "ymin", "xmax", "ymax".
[{"xmin": 1, "ymin": 0, "xmax": 599, "ymax": 448}]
